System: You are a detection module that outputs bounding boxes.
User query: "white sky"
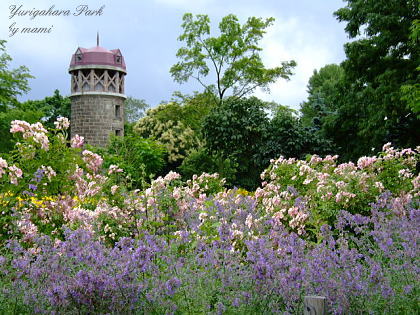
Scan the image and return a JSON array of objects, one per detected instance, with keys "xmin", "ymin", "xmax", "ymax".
[{"xmin": 0, "ymin": 0, "xmax": 349, "ymax": 110}]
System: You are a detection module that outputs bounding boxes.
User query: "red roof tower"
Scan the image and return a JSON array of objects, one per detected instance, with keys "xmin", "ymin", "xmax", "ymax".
[{"xmin": 68, "ymin": 36, "xmax": 127, "ymax": 147}]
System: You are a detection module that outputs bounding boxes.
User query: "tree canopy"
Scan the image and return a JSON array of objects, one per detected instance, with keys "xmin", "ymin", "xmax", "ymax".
[
  {"xmin": 325, "ymin": 0, "xmax": 420, "ymax": 160},
  {"xmin": 0, "ymin": 40, "xmax": 36, "ymax": 153},
  {"xmin": 300, "ymin": 64, "xmax": 344, "ymax": 128},
  {"xmin": 170, "ymin": 13, "xmax": 296, "ymax": 102},
  {"xmin": 124, "ymin": 97, "xmax": 149, "ymax": 124},
  {"xmin": 0, "ymin": 40, "xmax": 32, "ymax": 111}
]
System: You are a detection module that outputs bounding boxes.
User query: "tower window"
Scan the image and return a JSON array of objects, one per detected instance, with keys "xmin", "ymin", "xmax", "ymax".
[
  {"xmin": 76, "ymin": 53, "xmax": 83, "ymax": 62},
  {"xmin": 115, "ymin": 55, "xmax": 122, "ymax": 64},
  {"xmin": 115, "ymin": 129, "xmax": 122, "ymax": 136},
  {"xmin": 115, "ymin": 105, "xmax": 121, "ymax": 118}
]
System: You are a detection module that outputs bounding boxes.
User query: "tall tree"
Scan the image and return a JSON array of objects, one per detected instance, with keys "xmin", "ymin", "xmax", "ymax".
[
  {"xmin": 331, "ymin": 0, "xmax": 419, "ymax": 160},
  {"xmin": 22, "ymin": 89, "xmax": 71, "ymax": 129},
  {"xmin": 170, "ymin": 13, "xmax": 296, "ymax": 103},
  {"xmin": 202, "ymin": 96, "xmax": 269, "ymax": 189},
  {"xmin": 0, "ymin": 40, "xmax": 36, "ymax": 153},
  {"xmin": 300, "ymin": 64, "xmax": 344, "ymax": 127},
  {"xmin": 134, "ymin": 92, "xmax": 215, "ymax": 169},
  {"xmin": 124, "ymin": 97, "xmax": 149, "ymax": 123},
  {"xmin": 0, "ymin": 40, "xmax": 32, "ymax": 111},
  {"xmin": 401, "ymin": 19, "xmax": 420, "ymax": 117}
]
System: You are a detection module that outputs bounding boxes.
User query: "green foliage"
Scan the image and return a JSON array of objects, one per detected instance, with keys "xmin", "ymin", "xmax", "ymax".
[
  {"xmin": 203, "ymin": 96, "xmax": 268, "ymax": 189},
  {"xmin": 0, "ymin": 40, "xmax": 32, "ymax": 110},
  {"xmin": 178, "ymin": 147, "xmax": 237, "ymax": 185},
  {"xmin": 170, "ymin": 91, "xmax": 217, "ymax": 131},
  {"xmin": 0, "ymin": 90, "xmax": 71, "ymax": 154},
  {"xmin": 300, "ymin": 64, "xmax": 344, "ymax": 128},
  {"xmin": 124, "ymin": 96, "xmax": 149, "ymax": 123},
  {"xmin": 401, "ymin": 19, "xmax": 420, "ymax": 117},
  {"xmin": 135, "ymin": 109, "xmax": 199, "ymax": 165},
  {"xmin": 0, "ymin": 122, "xmax": 83, "ymax": 242},
  {"xmin": 97, "ymin": 133, "xmax": 166, "ymax": 189},
  {"xmin": 203, "ymin": 97, "xmax": 335, "ymax": 189},
  {"xmin": 330, "ymin": 0, "xmax": 420, "ymax": 161},
  {"xmin": 134, "ymin": 93, "xmax": 215, "ymax": 167},
  {"xmin": 401, "ymin": 82, "xmax": 420, "ymax": 116},
  {"xmin": 170, "ymin": 13, "xmax": 296, "ymax": 101},
  {"xmin": 259, "ymin": 105, "xmax": 335, "ymax": 166},
  {"xmin": 21, "ymin": 89, "xmax": 71, "ymax": 130},
  {"xmin": 0, "ymin": 103, "xmax": 44, "ymax": 154},
  {"xmin": 0, "ymin": 40, "xmax": 35, "ymax": 153}
]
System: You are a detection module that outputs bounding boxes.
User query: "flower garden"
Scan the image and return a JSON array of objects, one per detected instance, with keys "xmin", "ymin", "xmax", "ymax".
[{"xmin": 0, "ymin": 118, "xmax": 419, "ymax": 314}]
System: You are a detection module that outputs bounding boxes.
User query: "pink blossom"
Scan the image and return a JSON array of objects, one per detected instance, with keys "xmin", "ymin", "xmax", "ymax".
[
  {"xmin": 31, "ymin": 122, "xmax": 48, "ymax": 134},
  {"xmin": 82, "ymin": 150, "xmax": 103, "ymax": 172},
  {"xmin": 111, "ymin": 185, "xmax": 119, "ymax": 195},
  {"xmin": 10, "ymin": 120, "xmax": 30, "ymax": 133},
  {"xmin": 0, "ymin": 157, "xmax": 8, "ymax": 178},
  {"xmin": 245, "ymin": 214, "xmax": 253, "ymax": 229},
  {"xmin": 382, "ymin": 142, "xmax": 393, "ymax": 151},
  {"xmin": 398, "ymin": 169, "xmax": 413, "ymax": 178},
  {"xmin": 17, "ymin": 217, "xmax": 38, "ymax": 241},
  {"xmin": 11, "ymin": 121, "xmax": 50, "ymax": 150},
  {"xmin": 357, "ymin": 156, "xmax": 377, "ymax": 169},
  {"xmin": 40, "ymin": 165, "xmax": 56, "ymax": 181},
  {"xmin": 375, "ymin": 182, "xmax": 384, "ymax": 191},
  {"xmin": 335, "ymin": 181, "xmax": 347, "ymax": 189},
  {"xmin": 164, "ymin": 171, "xmax": 181, "ymax": 182},
  {"xmin": 273, "ymin": 210, "xmax": 286, "ymax": 223},
  {"xmin": 108, "ymin": 164, "xmax": 123, "ymax": 175},
  {"xmin": 54, "ymin": 117, "xmax": 70, "ymax": 130},
  {"xmin": 335, "ymin": 191, "xmax": 356, "ymax": 204},
  {"xmin": 288, "ymin": 206, "xmax": 299, "ymax": 217},
  {"xmin": 309, "ymin": 155, "xmax": 323, "ymax": 164},
  {"xmin": 70, "ymin": 134, "xmax": 84, "ymax": 148},
  {"xmin": 172, "ymin": 187, "xmax": 182, "ymax": 200},
  {"xmin": 8, "ymin": 165, "xmax": 23, "ymax": 185},
  {"xmin": 323, "ymin": 155, "xmax": 339, "ymax": 162},
  {"xmin": 33, "ymin": 132, "xmax": 49, "ymax": 150}
]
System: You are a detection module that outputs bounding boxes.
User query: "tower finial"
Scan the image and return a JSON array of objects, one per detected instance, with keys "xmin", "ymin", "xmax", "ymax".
[{"xmin": 96, "ymin": 32, "xmax": 99, "ymax": 46}]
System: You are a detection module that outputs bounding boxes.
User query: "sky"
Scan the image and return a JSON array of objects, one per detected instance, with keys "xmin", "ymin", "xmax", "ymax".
[{"xmin": 0, "ymin": 0, "xmax": 349, "ymax": 110}]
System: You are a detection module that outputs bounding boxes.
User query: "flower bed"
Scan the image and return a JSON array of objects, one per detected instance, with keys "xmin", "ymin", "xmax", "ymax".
[{"xmin": 0, "ymin": 119, "xmax": 419, "ymax": 314}]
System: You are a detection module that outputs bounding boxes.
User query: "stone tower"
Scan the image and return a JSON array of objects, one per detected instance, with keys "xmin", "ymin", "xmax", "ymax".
[{"xmin": 68, "ymin": 38, "xmax": 126, "ymax": 147}]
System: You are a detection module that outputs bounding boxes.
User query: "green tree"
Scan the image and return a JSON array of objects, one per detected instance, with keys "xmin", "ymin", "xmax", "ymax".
[
  {"xmin": 1, "ymin": 90, "xmax": 71, "ymax": 153},
  {"xmin": 259, "ymin": 104, "xmax": 335, "ymax": 167},
  {"xmin": 170, "ymin": 13, "xmax": 296, "ymax": 103},
  {"xmin": 0, "ymin": 40, "xmax": 32, "ymax": 110},
  {"xmin": 0, "ymin": 103, "xmax": 44, "ymax": 153},
  {"xmin": 331, "ymin": 0, "xmax": 419, "ymax": 160},
  {"xmin": 22, "ymin": 89, "xmax": 71, "ymax": 129},
  {"xmin": 401, "ymin": 19, "xmax": 420, "ymax": 117},
  {"xmin": 124, "ymin": 96, "xmax": 149, "ymax": 123},
  {"xmin": 202, "ymin": 96, "xmax": 269, "ymax": 189},
  {"xmin": 178, "ymin": 147, "xmax": 237, "ymax": 185},
  {"xmin": 169, "ymin": 91, "xmax": 217, "ymax": 130},
  {"xmin": 300, "ymin": 64, "xmax": 344, "ymax": 127},
  {"xmin": 0, "ymin": 40, "xmax": 36, "ymax": 153},
  {"xmin": 96, "ymin": 134, "xmax": 166, "ymax": 189},
  {"xmin": 134, "ymin": 92, "xmax": 215, "ymax": 168}
]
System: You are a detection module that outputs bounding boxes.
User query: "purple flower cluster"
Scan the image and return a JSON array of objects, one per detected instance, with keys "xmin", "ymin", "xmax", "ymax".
[
  {"xmin": 2, "ymin": 229, "xmax": 180, "ymax": 314},
  {"xmin": 1, "ymin": 194, "xmax": 418, "ymax": 314}
]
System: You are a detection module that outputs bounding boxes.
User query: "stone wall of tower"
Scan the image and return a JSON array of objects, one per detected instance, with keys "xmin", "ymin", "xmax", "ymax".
[{"xmin": 70, "ymin": 94, "xmax": 125, "ymax": 147}]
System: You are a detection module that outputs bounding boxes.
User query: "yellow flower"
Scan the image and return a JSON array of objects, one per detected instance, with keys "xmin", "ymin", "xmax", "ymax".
[{"xmin": 236, "ymin": 188, "xmax": 251, "ymax": 196}]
